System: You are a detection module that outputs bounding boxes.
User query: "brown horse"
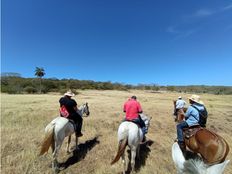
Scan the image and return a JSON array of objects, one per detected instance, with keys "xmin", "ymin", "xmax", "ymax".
[
  {"xmin": 184, "ymin": 126, "xmax": 230, "ymax": 165},
  {"xmin": 174, "ymin": 100, "xmax": 230, "ymax": 165}
]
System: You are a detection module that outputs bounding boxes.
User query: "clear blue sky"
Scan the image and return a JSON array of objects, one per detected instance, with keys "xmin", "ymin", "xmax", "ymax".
[{"xmin": 1, "ymin": 0, "xmax": 232, "ymax": 86}]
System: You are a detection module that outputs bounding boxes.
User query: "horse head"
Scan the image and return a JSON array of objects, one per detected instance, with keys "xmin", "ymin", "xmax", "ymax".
[
  {"xmin": 140, "ymin": 113, "xmax": 152, "ymax": 134},
  {"xmin": 78, "ymin": 102, "xmax": 90, "ymax": 117},
  {"xmin": 172, "ymin": 142, "xmax": 230, "ymax": 174},
  {"xmin": 173, "ymin": 100, "xmax": 177, "ymax": 105},
  {"xmin": 83, "ymin": 102, "xmax": 90, "ymax": 116}
]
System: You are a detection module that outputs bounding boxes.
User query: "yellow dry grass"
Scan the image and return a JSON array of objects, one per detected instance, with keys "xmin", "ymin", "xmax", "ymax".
[{"xmin": 1, "ymin": 90, "xmax": 232, "ymax": 174}]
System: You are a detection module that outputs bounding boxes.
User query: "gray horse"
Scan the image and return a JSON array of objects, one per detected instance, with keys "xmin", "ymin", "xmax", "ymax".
[
  {"xmin": 111, "ymin": 114, "xmax": 151, "ymax": 174},
  {"xmin": 172, "ymin": 142, "xmax": 230, "ymax": 174},
  {"xmin": 39, "ymin": 103, "xmax": 90, "ymax": 174}
]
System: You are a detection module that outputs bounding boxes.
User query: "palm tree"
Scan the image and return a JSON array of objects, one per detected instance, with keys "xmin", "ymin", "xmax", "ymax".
[{"xmin": 34, "ymin": 67, "xmax": 45, "ymax": 93}]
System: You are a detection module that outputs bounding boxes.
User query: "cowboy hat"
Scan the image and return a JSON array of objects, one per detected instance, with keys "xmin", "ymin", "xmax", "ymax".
[
  {"xmin": 188, "ymin": 94, "xmax": 204, "ymax": 105},
  {"xmin": 178, "ymin": 96, "xmax": 182, "ymax": 99},
  {"xmin": 64, "ymin": 90, "xmax": 75, "ymax": 97}
]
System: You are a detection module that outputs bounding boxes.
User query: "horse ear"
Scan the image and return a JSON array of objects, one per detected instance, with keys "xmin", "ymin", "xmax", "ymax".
[
  {"xmin": 172, "ymin": 142, "xmax": 185, "ymax": 171},
  {"xmin": 206, "ymin": 160, "xmax": 230, "ymax": 174}
]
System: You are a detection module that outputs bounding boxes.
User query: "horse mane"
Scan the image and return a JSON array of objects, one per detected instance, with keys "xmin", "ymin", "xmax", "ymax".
[
  {"xmin": 183, "ymin": 159, "xmax": 207, "ymax": 174},
  {"xmin": 183, "ymin": 159, "xmax": 230, "ymax": 174},
  {"xmin": 172, "ymin": 143, "xmax": 230, "ymax": 174}
]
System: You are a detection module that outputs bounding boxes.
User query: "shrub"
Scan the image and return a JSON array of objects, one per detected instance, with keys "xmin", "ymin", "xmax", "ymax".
[{"xmin": 24, "ymin": 86, "xmax": 37, "ymax": 94}]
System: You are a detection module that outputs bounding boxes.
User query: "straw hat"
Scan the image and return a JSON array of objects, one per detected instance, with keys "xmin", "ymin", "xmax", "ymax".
[
  {"xmin": 188, "ymin": 94, "xmax": 204, "ymax": 105},
  {"xmin": 64, "ymin": 90, "xmax": 75, "ymax": 97}
]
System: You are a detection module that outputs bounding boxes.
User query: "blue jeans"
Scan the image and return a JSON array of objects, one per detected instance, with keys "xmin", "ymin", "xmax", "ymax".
[{"xmin": 176, "ymin": 121, "xmax": 188, "ymax": 142}]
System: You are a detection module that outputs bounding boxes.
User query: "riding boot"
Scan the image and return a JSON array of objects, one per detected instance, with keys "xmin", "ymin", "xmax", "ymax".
[
  {"xmin": 76, "ymin": 124, "xmax": 83, "ymax": 137},
  {"xmin": 178, "ymin": 141, "xmax": 186, "ymax": 158},
  {"xmin": 74, "ymin": 123, "xmax": 83, "ymax": 137},
  {"xmin": 75, "ymin": 127, "xmax": 83, "ymax": 137},
  {"xmin": 76, "ymin": 132, "xmax": 83, "ymax": 137}
]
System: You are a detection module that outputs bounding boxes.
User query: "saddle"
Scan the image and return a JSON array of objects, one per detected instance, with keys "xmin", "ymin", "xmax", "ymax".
[
  {"xmin": 182, "ymin": 126, "xmax": 229, "ymax": 165},
  {"xmin": 124, "ymin": 119, "xmax": 142, "ymax": 128},
  {"xmin": 183, "ymin": 125, "xmax": 202, "ymax": 139}
]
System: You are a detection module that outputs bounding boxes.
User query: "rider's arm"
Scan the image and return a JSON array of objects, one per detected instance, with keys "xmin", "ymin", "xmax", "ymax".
[
  {"xmin": 73, "ymin": 106, "xmax": 78, "ymax": 111},
  {"xmin": 123, "ymin": 103, "xmax": 127, "ymax": 112},
  {"xmin": 137, "ymin": 102, "xmax": 143, "ymax": 113},
  {"xmin": 59, "ymin": 97, "xmax": 65, "ymax": 107},
  {"xmin": 185, "ymin": 106, "xmax": 193, "ymax": 119},
  {"xmin": 72, "ymin": 99, "xmax": 78, "ymax": 111}
]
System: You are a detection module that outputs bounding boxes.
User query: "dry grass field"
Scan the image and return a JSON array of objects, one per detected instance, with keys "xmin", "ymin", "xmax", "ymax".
[{"xmin": 1, "ymin": 90, "xmax": 232, "ymax": 174}]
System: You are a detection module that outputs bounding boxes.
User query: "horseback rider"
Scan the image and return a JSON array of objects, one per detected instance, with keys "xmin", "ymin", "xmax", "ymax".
[
  {"xmin": 174, "ymin": 96, "xmax": 186, "ymax": 116},
  {"xmin": 176, "ymin": 94, "xmax": 206, "ymax": 155},
  {"xmin": 59, "ymin": 90, "xmax": 83, "ymax": 137},
  {"xmin": 123, "ymin": 96, "xmax": 147, "ymax": 142}
]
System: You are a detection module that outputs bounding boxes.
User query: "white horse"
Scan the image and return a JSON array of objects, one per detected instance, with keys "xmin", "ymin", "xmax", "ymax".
[
  {"xmin": 111, "ymin": 114, "xmax": 151, "ymax": 174},
  {"xmin": 39, "ymin": 103, "xmax": 90, "ymax": 174},
  {"xmin": 172, "ymin": 142, "xmax": 230, "ymax": 174}
]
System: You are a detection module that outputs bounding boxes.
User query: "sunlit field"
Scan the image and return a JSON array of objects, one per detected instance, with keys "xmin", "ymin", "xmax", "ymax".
[{"xmin": 1, "ymin": 90, "xmax": 232, "ymax": 174}]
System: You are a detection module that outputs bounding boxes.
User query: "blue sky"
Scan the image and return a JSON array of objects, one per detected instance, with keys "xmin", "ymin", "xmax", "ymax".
[{"xmin": 1, "ymin": 0, "xmax": 232, "ymax": 86}]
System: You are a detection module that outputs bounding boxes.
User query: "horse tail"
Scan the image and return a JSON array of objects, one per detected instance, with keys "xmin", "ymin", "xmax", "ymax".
[
  {"xmin": 111, "ymin": 138, "xmax": 127, "ymax": 165},
  {"xmin": 39, "ymin": 124, "xmax": 55, "ymax": 156}
]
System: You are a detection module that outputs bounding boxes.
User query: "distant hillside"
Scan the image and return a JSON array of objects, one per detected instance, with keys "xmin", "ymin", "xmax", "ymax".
[{"xmin": 1, "ymin": 75, "xmax": 232, "ymax": 94}]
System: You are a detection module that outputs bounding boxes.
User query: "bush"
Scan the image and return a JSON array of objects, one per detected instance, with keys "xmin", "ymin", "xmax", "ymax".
[{"xmin": 24, "ymin": 86, "xmax": 37, "ymax": 94}]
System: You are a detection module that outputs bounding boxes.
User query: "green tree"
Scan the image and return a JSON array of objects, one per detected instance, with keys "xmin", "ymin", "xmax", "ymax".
[{"xmin": 34, "ymin": 67, "xmax": 45, "ymax": 93}]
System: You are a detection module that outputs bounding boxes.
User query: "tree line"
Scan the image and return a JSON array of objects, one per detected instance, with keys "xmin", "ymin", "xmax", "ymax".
[{"xmin": 1, "ymin": 72, "xmax": 232, "ymax": 95}]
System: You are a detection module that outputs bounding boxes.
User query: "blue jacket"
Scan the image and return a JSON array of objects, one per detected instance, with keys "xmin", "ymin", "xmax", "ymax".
[{"xmin": 185, "ymin": 103, "xmax": 205, "ymax": 126}]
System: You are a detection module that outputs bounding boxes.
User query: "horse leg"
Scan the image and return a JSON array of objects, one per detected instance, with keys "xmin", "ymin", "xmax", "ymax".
[
  {"xmin": 52, "ymin": 158, "xmax": 59, "ymax": 174},
  {"xmin": 121, "ymin": 152, "xmax": 126, "ymax": 174},
  {"xmin": 136, "ymin": 145, "xmax": 140, "ymax": 159},
  {"xmin": 131, "ymin": 148, "xmax": 137, "ymax": 173},
  {"xmin": 71, "ymin": 135, "xmax": 79, "ymax": 156},
  {"xmin": 52, "ymin": 143, "xmax": 60, "ymax": 174},
  {"xmin": 75, "ymin": 135, "xmax": 79, "ymax": 150},
  {"xmin": 66, "ymin": 135, "xmax": 71, "ymax": 154}
]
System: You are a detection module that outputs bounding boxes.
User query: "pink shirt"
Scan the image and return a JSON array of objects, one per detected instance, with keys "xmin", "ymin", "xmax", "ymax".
[{"xmin": 123, "ymin": 99, "xmax": 142, "ymax": 120}]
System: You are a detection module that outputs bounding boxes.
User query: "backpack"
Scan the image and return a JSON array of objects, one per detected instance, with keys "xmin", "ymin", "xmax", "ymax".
[
  {"xmin": 192, "ymin": 105, "xmax": 208, "ymax": 127},
  {"xmin": 60, "ymin": 105, "xmax": 69, "ymax": 118}
]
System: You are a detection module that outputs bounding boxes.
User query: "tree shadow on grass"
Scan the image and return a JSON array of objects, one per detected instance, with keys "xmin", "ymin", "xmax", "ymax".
[
  {"xmin": 125, "ymin": 139, "xmax": 154, "ymax": 174},
  {"xmin": 59, "ymin": 136, "xmax": 100, "ymax": 170}
]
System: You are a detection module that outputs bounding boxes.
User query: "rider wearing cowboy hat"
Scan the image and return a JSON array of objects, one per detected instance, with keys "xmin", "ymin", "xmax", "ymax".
[
  {"xmin": 176, "ymin": 94, "xmax": 207, "ymax": 156},
  {"xmin": 174, "ymin": 96, "xmax": 186, "ymax": 117},
  {"xmin": 59, "ymin": 90, "xmax": 83, "ymax": 137}
]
